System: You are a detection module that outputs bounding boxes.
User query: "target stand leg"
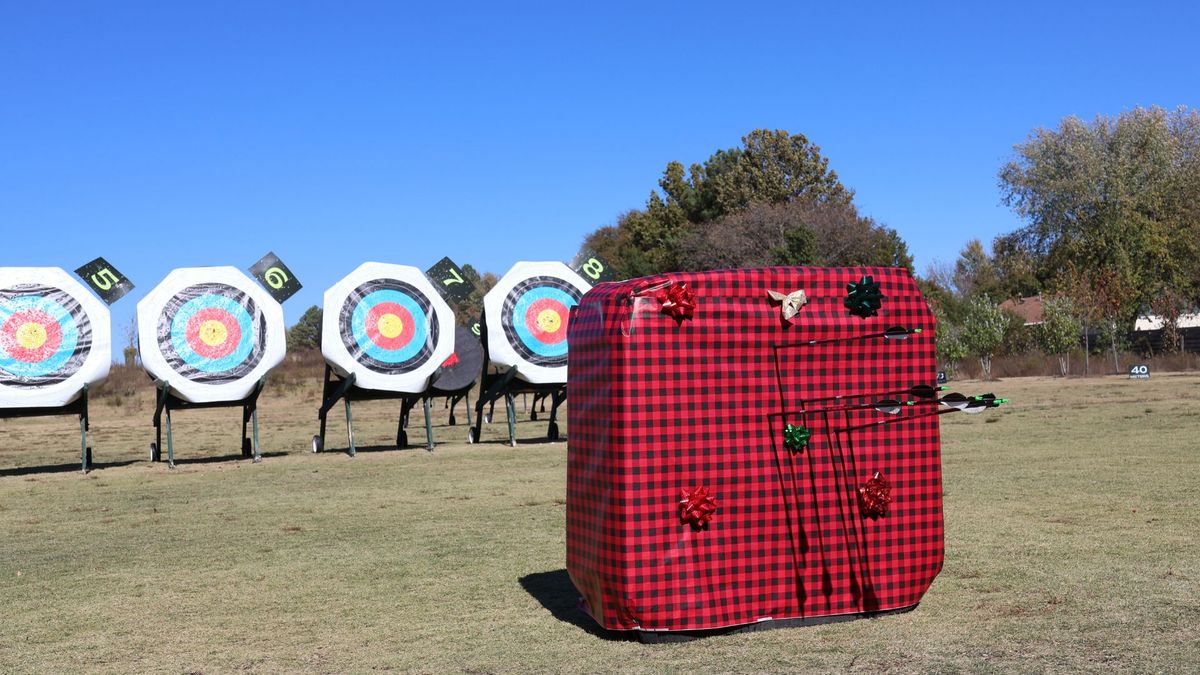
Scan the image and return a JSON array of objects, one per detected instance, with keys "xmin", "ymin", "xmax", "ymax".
[
  {"xmin": 166, "ymin": 408, "xmax": 175, "ymax": 469},
  {"xmin": 343, "ymin": 398, "xmax": 356, "ymax": 457},
  {"xmin": 505, "ymin": 393, "xmax": 517, "ymax": 447},
  {"xmin": 251, "ymin": 408, "xmax": 261, "ymax": 463},
  {"xmin": 79, "ymin": 385, "xmax": 91, "ymax": 473},
  {"xmin": 423, "ymin": 396, "xmax": 434, "ymax": 451}
]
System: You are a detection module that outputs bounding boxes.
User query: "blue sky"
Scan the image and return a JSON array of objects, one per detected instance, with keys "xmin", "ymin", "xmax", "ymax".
[{"xmin": 2, "ymin": 1, "xmax": 1198, "ymax": 334}]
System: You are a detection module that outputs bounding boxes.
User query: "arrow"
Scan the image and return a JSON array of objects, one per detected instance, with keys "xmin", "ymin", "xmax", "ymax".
[
  {"xmin": 829, "ymin": 394, "xmax": 1007, "ymax": 433},
  {"xmin": 782, "ymin": 326, "xmax": 922, "ymax": 347},
  {"xmin": 800, "ymin": 383, "xmax": 946, "ymax": 405}
]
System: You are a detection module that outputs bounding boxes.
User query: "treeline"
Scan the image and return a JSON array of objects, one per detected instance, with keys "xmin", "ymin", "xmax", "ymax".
[
  {"xmin": 287, "ymin": 107, "xmax": 1200, "ymax": 378},
  {"xmin": 581, "ymin": 129, "xmax": 912, "ymax": 276}
]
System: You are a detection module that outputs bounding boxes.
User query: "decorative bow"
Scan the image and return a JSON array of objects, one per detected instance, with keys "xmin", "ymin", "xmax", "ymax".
[
  {"xmin": 678, "ymin": 486, "xmax": 717, "ymax": 529},
  {"xmin": 844, "ymin": 275, "xmax": 884, "ymax": 318},
  {"xmin": 767, "ymin": 289, "xmax": 808, "ymax": 320},
  {"xmin": 657, "ymin": 282, "xmax": 696, "ymax": 322},
  {"xmin": 783, "ymin": 423, "xmax": 811, "ymax": 452},
  {"xmin": 858, "ymin": 471, "xmax": 892, "ymax": 519}
]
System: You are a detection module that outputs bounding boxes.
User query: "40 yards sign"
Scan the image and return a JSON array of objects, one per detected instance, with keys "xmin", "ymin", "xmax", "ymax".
[
  {"xmin": 0, "ymin": 267, "xmax": 111, "ymax": 408},
  {"xmin": 321, "ymin": 262, "xmax": 456, "ymax": 393},
  {"xmin": 137, "ymin": 267, "xmax": 286, "ymax": 403},
  {"xmin": 483, "ymin": 261, "xmax": 591, "ymax": 384}
]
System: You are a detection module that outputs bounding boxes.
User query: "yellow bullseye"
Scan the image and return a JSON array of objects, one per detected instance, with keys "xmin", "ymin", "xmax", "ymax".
[
  {"xmin": 536, "ymin": 309, "xmax": 562, "ymax": 334},
  {"xmin": 199, "ymin": 320, "xmax": 228, "ymax": 347},
  {"xmin": 377, "ymin": 313, "xmax": 404, "ymax": 339},
  {"xmin": 16, "ymin": 322, "xmax": 48, "ymax": 350}
]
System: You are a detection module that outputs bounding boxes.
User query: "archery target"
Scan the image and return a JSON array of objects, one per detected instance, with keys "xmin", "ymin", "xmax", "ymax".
[
  {"xmin": 430, "ymin": 325, "xmax": 484, "ymax": 393},
  {"xmin": 137, "ymin": 267, "xmax": 285, "ymax": 403},
  {"xmin": 321, "ymin": 262, "xmax": 455, "ymax": 393},
  {"xmin": 483, "ymin": 261, "xmax": 591, "ymax": 384},
  {"xmin": 0, "ymin": 267, "xmax": 111, "ymax": 408}
]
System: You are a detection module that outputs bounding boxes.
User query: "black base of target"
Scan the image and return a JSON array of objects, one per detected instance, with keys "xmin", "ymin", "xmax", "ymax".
[
  {"xmin": 315, "ymin": 365, "xmax": 440, "ymax": 457},
  {"xmin": 151, "ymin": 379, "xmax": 264, "ymax": 468},
  {"xmin": 0, "ymin": 384, "xmax": 93, "ymax": 473},
  {"xmin": 469, "ymin": 366, "xmax": 565, "ymax": 447}
]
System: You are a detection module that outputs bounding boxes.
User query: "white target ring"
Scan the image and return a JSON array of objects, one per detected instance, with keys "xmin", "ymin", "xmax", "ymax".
[
  {"xmin": 137, "ymin": 267, "xmax": 286, "ymax": 403},
  {"xmin": 321, "ymin": 262, "xmax": 456, "ymax": 393},
  {"xmin": 483, "ymin": 261, "xmax": 591, "ymax": 384},
  {"xmin": 0, "ymin": 267, "xmax": 111, "ymax": 408}
]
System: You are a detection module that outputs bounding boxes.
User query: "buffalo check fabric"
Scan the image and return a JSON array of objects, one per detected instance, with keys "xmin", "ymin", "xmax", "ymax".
[{"xmin": 566, "ymin": 267, "xmax": 941, "ymax": 632}]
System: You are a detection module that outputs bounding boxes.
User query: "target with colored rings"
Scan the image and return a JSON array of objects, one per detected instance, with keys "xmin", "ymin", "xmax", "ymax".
[
  {"xmin": 0, "ymin": 267, "xmax": 111, "ymax": 409},
  {"xmin": 501, "ymin": 276, "xmax": 580, "ymax": 367},
  {"xmin": 0, "ymin": 284, "xmax": 90, "ymax": 386},
  {"xmin": 138, "ymin": 267, "xmax": 286, "ymax": 404},
  {"xmin": 159, "ymin": 283, "xmax": 265, "ymax": 382},
  {"xmin": 320, "ymin": 262, "xmax": 455, "ymax": 393},
  {"xmin": 483, "ymin": 261, "xmax": 592, "ymax": 384},
  {"xmin": 340, "ymin": 279, "xmax": 438, "ymax": 375}
]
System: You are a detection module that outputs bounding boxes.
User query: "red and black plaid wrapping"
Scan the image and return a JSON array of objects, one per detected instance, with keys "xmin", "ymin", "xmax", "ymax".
[{"xmin": 566, "ymin": 267, "xmax": 941, "ymax": 632}]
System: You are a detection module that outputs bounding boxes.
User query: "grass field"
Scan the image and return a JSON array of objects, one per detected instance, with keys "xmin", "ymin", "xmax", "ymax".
[{"xmin": 1, "ymin": 373, "xmax": 1198, "ymax": 672}]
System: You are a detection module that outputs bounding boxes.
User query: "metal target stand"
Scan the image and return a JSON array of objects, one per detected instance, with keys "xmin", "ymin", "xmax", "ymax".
[
  {"xmin": 150, "ymin": 379, "xmax": 263, "ymax": 468},
  {"xmin": 467, "ymin": 320, "xmax": 566, "ymax": 447},
  {"xmin": 312, "ymin": 365, "xmax": 434, "ymax": 456},
  {"xmin": 1, "ymin": 384, "xmax": 93, "ymax": 473}
]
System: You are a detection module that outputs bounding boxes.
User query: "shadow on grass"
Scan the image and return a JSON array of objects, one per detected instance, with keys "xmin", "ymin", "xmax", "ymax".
[
  {"xmin": 0, "ymin": 459, "xmax": 140, "ymax": 478},
  {"xmin": 518, "ymin": 569, "xmax": 631, "ymax": 641},
  {"xmin": 165, "ymin": 451, "xmax": 289, "ymax": 466}
]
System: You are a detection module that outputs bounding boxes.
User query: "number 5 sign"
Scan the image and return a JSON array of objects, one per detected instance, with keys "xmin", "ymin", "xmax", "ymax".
[
  {"xmin": 74, "ymin": 257, "xmax": 134, "ymax": 304},
  {"xmin": 248, "ymin": 251, "xmax": 302, "ymax": 303}
]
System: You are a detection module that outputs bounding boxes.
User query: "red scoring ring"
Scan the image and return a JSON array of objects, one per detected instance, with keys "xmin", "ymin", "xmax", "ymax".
[
  {"xmin": 185, "ymin": 308, "xmax": 242, "ymax": 360},
  {"xmin": 524, "ymin": 297, "xmax": 569, "ymax": 344},
  {"xmin": 365, "ymin": 301, "xmax": 416, "ymax": 350},
  {"xmin": 1, "ymin": 309, "xmax": 64, "ymax": 363}
]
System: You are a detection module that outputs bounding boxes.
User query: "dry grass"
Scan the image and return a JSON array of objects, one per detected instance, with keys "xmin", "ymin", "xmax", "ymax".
[{"xmin": 1, "ymin": 373, "xmax": 1198, "ymax": 672}]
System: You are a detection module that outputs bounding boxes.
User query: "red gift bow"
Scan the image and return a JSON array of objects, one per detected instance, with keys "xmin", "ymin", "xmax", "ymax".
[
  {"xmin": 858, "ymin": 471, "xmax": 892, "ymax": 519},
  {"xmin": 678, "ymin": 486, "xmax": 717, "ymax": 528},
  {"xmin": 657, "ymin": 282, "xmax": 696, "ymax": 322}
]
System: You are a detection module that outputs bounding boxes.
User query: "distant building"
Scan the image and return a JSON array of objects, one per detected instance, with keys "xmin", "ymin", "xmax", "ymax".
[
  {"xmin": 1133, "ymin": 311, "xmax": 1200, "ymax": 353},
  {"xmin": 999, "ymin": 296, "xmax": 1044, "ymax": 326}
]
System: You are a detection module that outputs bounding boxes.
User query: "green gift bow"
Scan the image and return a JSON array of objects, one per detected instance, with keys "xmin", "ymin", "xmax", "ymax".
[
  {"xmin": 783, "ymin": 423, "xmax": 811, "ymax": 451},
  {"xmin": 845, "ymin": 275, "xmax": 884, "ymax": 318}
]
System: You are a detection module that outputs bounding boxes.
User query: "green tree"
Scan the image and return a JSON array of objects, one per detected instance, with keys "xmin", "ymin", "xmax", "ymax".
[
  {"xmin": 998, "ymin": 106, "xmax": 1200, "ymax": 336},
  {"xmin": 1037, "ymin": 296, "xmax": 1083, "ymax": 377},
  {"xmin": 451, "ymin": 264, "xmax": 497, "ymax": 327},
  {"xmin": 960, "ymin": 295, "xmax": 1009, "ymax": 380},
  {"xmin": 585, "ymin": 129, "xmax": 861, "ymax": 277},
  {"xmin": 953, "ymin": 239, "xmax": 1002, "ymax": 299},
  {"xmin": 287, "ymin": 305, "xmax": 322, "ymax": 351}
]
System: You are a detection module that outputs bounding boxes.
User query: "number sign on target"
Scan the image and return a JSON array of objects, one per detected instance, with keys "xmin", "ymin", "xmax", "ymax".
[
  {"xmin": 248, "ymin": 251, "xmax": 301, "ymax": 303},
  {"xmin": 483, "ymin": 261, "xmax": 592, "ymax": 384}
]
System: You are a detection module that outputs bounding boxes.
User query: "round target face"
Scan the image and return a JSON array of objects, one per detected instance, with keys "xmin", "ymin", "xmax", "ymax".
[
  {"xmin": 138, "ymin": 267, "xmax": 286, "ymax": 404},
  {"xmin": 0, "ymin": 267, "xmax": 111, "ymax": 409},
  {"xmin": 339, "ymin": 279, "xmax": 439, "ymax": 375},
  {"xmin": 0, "ymin": 284, "xmax": 91, "ymax": 387},
  {"xmin": 321, "ymin": 262, "xmax": 456, "ymax": 394},
  {"xmin": 159, "ymin": 283, "xmax": 266, "ymax": 383},
  {"xmin": 483, "ymin": 261, "xmax": 592, "ymax": 384},
  {"xmin": 501, "ymin": 276, "xmax": 580, "ymax": 368}
]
